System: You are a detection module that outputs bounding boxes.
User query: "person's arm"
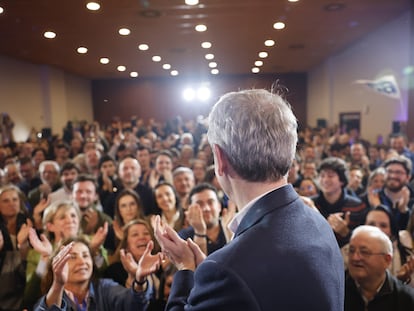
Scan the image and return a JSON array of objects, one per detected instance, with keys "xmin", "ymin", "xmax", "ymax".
[
  {"xmin": 185, "ymin": 204, "xmax": 208, "ymax": 255},
  {"xmin": 44, "ymin": 243, "xmax": 74, "ymax": 308}
]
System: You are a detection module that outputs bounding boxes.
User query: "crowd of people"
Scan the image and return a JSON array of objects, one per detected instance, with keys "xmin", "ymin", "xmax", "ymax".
[{"xmin": 1, "ymin": 90, "xmax": 414, "ymax": 310}]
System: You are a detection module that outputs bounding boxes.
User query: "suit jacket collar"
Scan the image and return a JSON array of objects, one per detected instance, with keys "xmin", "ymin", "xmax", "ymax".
[{"xmin": 235, "ymin": 184, "xmax": 298, "ymax": 237}]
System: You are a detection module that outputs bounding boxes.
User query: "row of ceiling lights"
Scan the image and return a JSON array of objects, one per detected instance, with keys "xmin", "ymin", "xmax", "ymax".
[{"xmin": 0, "ymin": 0, "xmax": 299, "ymax": 77}]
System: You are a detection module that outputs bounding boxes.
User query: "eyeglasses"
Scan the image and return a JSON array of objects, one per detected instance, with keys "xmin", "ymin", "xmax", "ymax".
[
  {"xmin": 385, "ymin": 169, "xmax": 407, "ymax": 176},
  {"xmin": 348, "ymin": 247, "xmax": 386, "ymax": 258}
]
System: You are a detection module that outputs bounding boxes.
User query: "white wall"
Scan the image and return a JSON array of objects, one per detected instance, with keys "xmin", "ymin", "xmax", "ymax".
[
  {"xmin": 0, "ymin": 56, "xmax": 93, "ymax": 142},
  {"xmin": 308, "ymin": 12, "xmax": 411, "ymax": 143}
]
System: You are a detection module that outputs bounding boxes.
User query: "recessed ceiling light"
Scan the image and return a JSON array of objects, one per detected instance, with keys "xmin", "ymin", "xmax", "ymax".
[
  {"xmin": 273, "ymin": 22, "xmax": 285, "ymax": 30},
  {"xmin": 264, "ymin": 39, "xmax": 275, "ymax": 47},
  {"xmin": 86, "ymin": 2, "xmax": 100, "ymax": 11},
  {"xmin": 288, "ymin": 0, "xmax": 299, "ymax": 2},
  {"xmin": 138, "ymin": 44, "xmax": 149, "ymax": 51},
  {"xmin": 100, "ymin": 58, "xmax": 110, "ymax": 64},
  {"xmin": 117, "ymin": 65, "xmax": 126, "ymax": 72},
  {"xmin": 195, "ymin": 24, "xmax": 207, "ymax": 32},
  {"xmin": 162, "ymin": 64, "xmax": 171, "ymax": 70},
  {"xmin": 205, "ymin": 53, "xmax": 214, "ymax": 60},
  {"xmin": 0, "ymin": 7, "xmax": 4, "ymax": 14},
  {"xmin": 201, "ymin": 41, "xmax": 212, "ymax": 49},
  {"xmin": 77, "ymin": 47, "xmax": 88, "ymax": 54},
  {"xmin": 171, "ymin": 70, "xmax": 179, "ymax": 76},
  {"xmin": 119, "ymin": 28, "xmax": 131, "ymax": 36},
  {"xmin": 255, "ymin": 60, "xmax": 263, "ymax": 67},
  {"xmin": 185, "ymin": 0, "xmax": 199, "ymax": 5},
  {"xmin": 258, "ymin": 51, "xmax": 268, "ymax": 58},
  {"xmin": 252, "ymin": 67, "xmax": 260, "ymax": 73},
  {"xmin": 208, "ymin": 62, "xmax": 217, "ymax": 68},
  {"xmin": 44, "ymin": 31, "xmax": 56, "ymax": 39},
  {"xmin": 130, "ymin": 72, "xmax": 138, "ymax": 78},
  {"xmin": 152, "ymin": 56, "xmax": 162, "ymax": 62},
  {"xmin": 211, "ymin": 69, "xmax": 219, "ymax": 75}
]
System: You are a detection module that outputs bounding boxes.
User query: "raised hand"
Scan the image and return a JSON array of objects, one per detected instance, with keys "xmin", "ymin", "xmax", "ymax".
[
  {"xmin": 154, "ymin": 215, "xmax": 196, "ymax": 271},
  {"xmin": 89, "ymin": 222, "xmax": 109, "ymax": 253},
  {"xmin": 28, "ymin": 227, "xmax": 53, "ymax": 257}
]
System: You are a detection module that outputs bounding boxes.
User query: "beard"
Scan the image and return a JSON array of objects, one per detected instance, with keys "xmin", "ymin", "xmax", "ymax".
[{"xmin": 385, "ymin": 180, "xmax": 405, "ymax": 192}]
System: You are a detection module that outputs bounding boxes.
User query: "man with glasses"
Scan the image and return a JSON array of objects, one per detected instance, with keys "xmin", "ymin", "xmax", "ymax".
[
  {"xmin": 345, "ymin": 225, "xmax": 414, "ymax": 310},
  {"xmin": 370, "ymin": 156, "xmax": 414, "ymax": 231}
]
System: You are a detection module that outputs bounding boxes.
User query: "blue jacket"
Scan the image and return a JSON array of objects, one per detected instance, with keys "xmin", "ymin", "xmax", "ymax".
[
  {"xmin": 34, "ymin": 278, "xmax": 153, "ymax": 311},
  {"xmin": 167, "ymin": 184, "xmax": 344, "ymax": 310}
]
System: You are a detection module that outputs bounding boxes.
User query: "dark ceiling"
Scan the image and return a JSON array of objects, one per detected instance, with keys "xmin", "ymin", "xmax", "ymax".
[{"xmin": 0, "ymin": 0, "xmax": 411, "ymax": 80}]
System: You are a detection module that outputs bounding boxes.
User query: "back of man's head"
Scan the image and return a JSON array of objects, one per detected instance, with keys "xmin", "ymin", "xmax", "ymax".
[{"xmin": 207, "ymin": 88, "xmax": 297, "ymax": 182}]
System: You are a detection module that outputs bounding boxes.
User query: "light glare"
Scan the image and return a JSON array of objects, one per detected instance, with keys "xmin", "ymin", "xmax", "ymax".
[
  {"xmin": 100, "ymin": 58, "xmax": 110, "ymax": 64},
  {"xmin": 77, "ymin": 47, "xmax": 88, "ymax": 54},
  {"xmin": 258, "ymin": 51, "xmax": 268, "ymax": 58},
  {"xmin": 201, "ymin": 42, "xmax": 212, "ymax": 49},
  {"xmin": 195, "ymin": 24, "xmax": 207, "ymax": 32},
  {"xmin": 152, "ymin": 56, "xmax": 162, "ymax": 62},
  {"xmin": 130, "ymin": 72, "xmax": 138, "ymax": 78},
  {"xmin": 138, "ymin": 44, "xmax": 149, "ymax": 51},
  {"xmin": 264, "ymin": 40, "xmax": 275, "ymax": 47},
  {"xmin": 44, "ymin": 31, "xmax": 56, "ymax": 39},
  {"xmin": 119, "ymin": 28, "xmax": 131, "ymax": 36},
  {"xmin": 86, "ymin": 2, "xmax": 100, "ymax": 10},
  {"xmin": 273, "ymin": 22, "xmax": 286, "ymax": 30},
  {"xmin": 117, "ymin": 65, "xmax": 126, "ymax": 72}
]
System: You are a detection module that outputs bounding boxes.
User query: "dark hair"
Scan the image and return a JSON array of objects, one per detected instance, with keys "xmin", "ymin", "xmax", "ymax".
[
  {"xmin": 114, "ymin": 189, "xmax": 145, "ymax": 226},
  {"xmin": 367, "ymin": 205, "xmax": 411, "ymax": 265},
  {"xmin": 188, "ymin": 182, "xmax": 219, "ymax": 205},
  {"xmin": 61, "ymin": 161, "xmax": 80, "ymax": 175},
  {"xmin": 98, "ymin": 154, "xmax": 116, "ymax": 169},
  {"xmin": 74, "ymin": 174, "xmax": 98, "ymax": 190},
  {"xmin": 203, "ymin": 165, "xmax": 216, "ymax": 184},
  {"xmin": 41, "ymin": 235, "xmax": 98, "ymax": 295},
  {"xmin": 318, "ymin": 157, "xmax": 348, "ymax": 187}
]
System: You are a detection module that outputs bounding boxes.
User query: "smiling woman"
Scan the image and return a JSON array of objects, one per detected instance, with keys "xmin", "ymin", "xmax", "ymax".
[{"xmin": 34, "ymin": 235, "xmax": 160, "ymax": 311}]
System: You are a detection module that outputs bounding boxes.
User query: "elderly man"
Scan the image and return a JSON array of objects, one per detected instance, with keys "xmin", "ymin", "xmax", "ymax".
[
  {"xmin": 345, "ymin": 225, "xmax": 414, "ymax": 310},
  {"xmin": 28, "ymin": 160, "xmax": 61, "ymax": 209},
  {"xmin": 154, "ymin": 89, "xmax": 344, "ymax": 310},
  {"xmin": 172, "ymin": 166, "xmax": 195, "ymax": 210}
]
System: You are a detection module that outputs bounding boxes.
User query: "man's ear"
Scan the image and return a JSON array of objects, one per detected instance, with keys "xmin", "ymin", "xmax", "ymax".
[{"xmin": 213, "ymin": 144, "xmax": 227, "ymax": 177}]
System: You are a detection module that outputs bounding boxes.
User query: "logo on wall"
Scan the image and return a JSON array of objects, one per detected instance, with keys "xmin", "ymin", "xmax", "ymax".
[{"xmin": 354, "ymin": 75, "xmax": 401, "ymax": 100}]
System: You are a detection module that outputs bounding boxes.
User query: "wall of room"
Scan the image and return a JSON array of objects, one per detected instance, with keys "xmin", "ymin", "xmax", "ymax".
[
  {"xmin": 92, "ymin": 73, "xmax": 307, "ymax": 128},
  {"xmin": 307, "ymin": 12, "xmax": 411, "ymax": 144},
  {"xmin": 0, "ymin": 55, "xmax": 93, "ymax": 142}
]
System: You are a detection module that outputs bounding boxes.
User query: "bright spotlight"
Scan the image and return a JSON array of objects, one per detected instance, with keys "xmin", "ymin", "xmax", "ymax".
[
  {"xmin": 183, "ymin": 88, "xmax": 195, "ymax": 101},
  {"xmin": 197, "ymin": 87, "xmax": 211, "ymax": 101}
]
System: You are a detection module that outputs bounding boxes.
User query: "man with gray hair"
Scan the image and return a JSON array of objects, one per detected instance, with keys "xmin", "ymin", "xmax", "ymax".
[
  {"xmin": 173, "ymin": 166, "xmax": 195, "ymax": 210},
  {"xmin": 346, "ymin": 225, "xmax": 414, "ymax": 310},
  {"xmin": 154, "ymin": 88, "xmax": 344, "ymax": 310}
]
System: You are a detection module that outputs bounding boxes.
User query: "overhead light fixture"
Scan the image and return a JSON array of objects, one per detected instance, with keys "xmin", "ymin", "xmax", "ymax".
[
  {"xmin": 264, "ymin": 39, "xmax": 275, "ymax": 47},
  {"xmin": 185, "ymin": 0, "xmax": 199, "ymax": 5},
  {"xmin": 171, "ymin": 70, "xmax": 179, "ymax": 76},
  {"xmin": 195, "ymin": 24, "xmax": 207, "ymax": 32},
  {"xmin": 86, "ymin": 2, "xmax": 100, "ymax": 11},
  {"xmin": 44, "ymin": 31, "xmax": 56, "ymax": 39},
  {"xmin": 205, "ymin": 53, "xmax": 214, "ymax": 60},
  {"xmin": 162, "ymin": 64, "xmax": 171, "ymax": 70},
  {"xmin": 117, "ymin": 65, "xmax": 126, "ymax": 72},
  {"xmin": 0, "ymin": 7, "xmax": 4, "ymax": 14},
  {"xmin": 138, "ymin": 44, "xmax": 149, "ymax": 51},
  {"xmin": 118, "ymin": 28, "xmax": 131, "ymax": 36},
  {"xmin": 100, "ymin": 57, "xmax": 110, "ymax": 64},
  {"xmin": 130, "ymin": 72, "xmax": 138, "ymax": 78},
  {"xmin": 258, "ymin": 51, "xmax": 268, "ymax": 58},
  {"xmin": 77, "ymin": 47, "xmax": 88, "ymax": 54},
  {"xmin": 211, "ymin": 69, "xmax": 219, "ymax": 75},
  {"xmin": 255, "ymin": 60, "xmax": 263, "ymax": 67},
  {"xmin": 201, "ymin": 41, "xmax": 212, "ymax": 49},
  {"xmin": 273, "ymin": 22, "xmax": 285, "ymax": 30},
  {"xmin": 252, "ymin": 67, "xmax": 260, "ymax": 73},
  {"xmin": 152, "ymin": 55, "xmax": 162, "ymax": 62},
  {"xmin": 208, "ymin": 62, "xmax": 217, "ymax": 68}
]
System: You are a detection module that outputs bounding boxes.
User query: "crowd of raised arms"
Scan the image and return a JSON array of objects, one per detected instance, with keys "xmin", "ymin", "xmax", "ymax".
[{"xmin": 1, "ymin": 111, "xmax": 414, "ymax": 311}]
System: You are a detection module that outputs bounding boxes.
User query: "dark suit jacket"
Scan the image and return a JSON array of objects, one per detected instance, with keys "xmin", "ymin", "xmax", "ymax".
[{"xmin": 167, "ymin": 184, "xmax": 344, "ymax": 311}]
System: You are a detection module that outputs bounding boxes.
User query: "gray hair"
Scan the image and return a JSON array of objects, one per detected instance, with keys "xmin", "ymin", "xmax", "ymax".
[
  {"xmin": 207, "ymin": 88, "xmax": 297, "ymax": 182},
  {"xmin": 351, "ymin": 225, "xmax": 393, "ymax": 256},
  {"xmin": 39, "ymin": 160, "xmax": 60, "ymax": 174}
]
